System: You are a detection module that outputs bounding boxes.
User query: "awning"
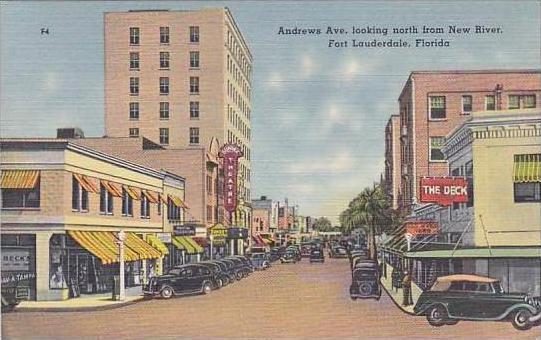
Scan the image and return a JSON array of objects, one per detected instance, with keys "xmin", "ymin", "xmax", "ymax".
[
  {"xmin": 73, "ymin": 173, "xmax": 100, "ymax": 193},
  {"xmin": 159, "ymin": 194, "xmax": 168, "ymax": 205},
  {"xmin": 192, "ymin": 237, "xmax": 208, "ymax": 247},
  {"xmin": 146, "ymin": 235, "xmax": 169, "ymax": 255},
  {"xmin": 171, "ymin": 236, "xmax": 186, "ymax": 251},
  {"xmin": 1, "ymin": 170, "xmax": 40, "ymax": 189},
  {"xmin": 169, "ymin": 195, "xmax": 188, "ymax": 209},
  {"xmin": 172, "ymin": 236, "xmax": 203, "ymax": 254},
  {"xmin": 142, "ymin": 190, "xmax": 159, "ymax": 204},
  {"xmin": 514, "ymin": 154, "xmax": 541, "ymax": 183},
  {"xmin": 405, "ymin": 247, "xmax": 541, "ymax": 259},
  {"xmin": 260, "ymin": 235, "xmax": 275, "ymax": 245},
  {"xmin": 101, "ymin": 180, "xmax": 122, "ymax": 197},
  {"xmin": 123, "ymin": 185, "xmax": 141, "ymax": 200},
  {"xmin": 252, "ymin": 235, "xmax": 266, "ymax": 247},
  {"xmin": 125, "ymin": 233, "xmax": 162, "ymax": 260},
  {"xmin": 68, "ymin": 230, "xmax": 117, "ymax": 264}
]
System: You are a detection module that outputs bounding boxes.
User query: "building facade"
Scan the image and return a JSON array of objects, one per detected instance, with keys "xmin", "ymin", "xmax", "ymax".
[
  {"xmin": 384, "ymin": 115, "xmax": 401, "ymax": 209},
  {"xmin": 397, "ymin": 70, "xmax": 541, "ymax": 213}
]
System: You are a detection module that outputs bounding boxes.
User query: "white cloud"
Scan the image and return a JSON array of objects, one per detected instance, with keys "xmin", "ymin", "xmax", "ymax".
[
  {"xmin": 265, "ymin": 72, "xmax": 283, "ymax": 90},
  {"xmin": 43, "ymin": 72, "xmax": 61, "ymax": 92},
  {"xmin": 300, "ymin": 54, "xmax": 316, "ymax": 78},
  {"xmin": 286, "ymin": 150, "xmax": 355, "ymax": 174}
]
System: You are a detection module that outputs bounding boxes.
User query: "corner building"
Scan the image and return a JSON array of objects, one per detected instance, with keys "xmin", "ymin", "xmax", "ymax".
[{"xmin": 104, "ymin": 8, "xmax": 253, "ymax": 226}]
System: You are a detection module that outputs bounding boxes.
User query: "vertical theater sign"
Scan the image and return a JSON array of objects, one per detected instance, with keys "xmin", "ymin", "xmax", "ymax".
[{"xmin": 219, "ymin": 144, "xmax": 244, "ymax": 214}]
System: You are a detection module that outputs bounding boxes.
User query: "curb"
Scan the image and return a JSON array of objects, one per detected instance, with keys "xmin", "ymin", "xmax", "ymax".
[
  {"xmin": 13, "ymin": 297, "xmax": 146, "ymax": 313},
  {"xmin": 380, "ymin": 281, "xmax": 416, "ymax": 316}
]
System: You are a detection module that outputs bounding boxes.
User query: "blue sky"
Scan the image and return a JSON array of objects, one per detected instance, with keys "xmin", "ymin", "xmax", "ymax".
[{"xmin": 1, "ymin": 1, "xmax": 540, "ymax": 223}]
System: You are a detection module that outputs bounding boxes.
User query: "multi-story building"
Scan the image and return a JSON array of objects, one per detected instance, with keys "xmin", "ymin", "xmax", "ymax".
[
  {"xmin": 384, "ymin": 115, "xmax": 401, "ymax": 210},
  {"xmin": 0, "ymin": 139, "xmax": 194, "ymax": 301},
  {"xmin": 104, "ymin": 7, "xmax": 253, "ymax": 228},
  {"xmin": 397, "ymin": 69, "xmax": 540, "ymax": 213},
  {"xmin": 251, "ymin": 196, "xmax": 272, "ymax": 236}
]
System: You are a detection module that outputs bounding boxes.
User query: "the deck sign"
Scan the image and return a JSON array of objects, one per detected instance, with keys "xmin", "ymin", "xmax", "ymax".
[
  {"xmin": 219, "ymin": 144, "xmax": 244, "ymax": 213},
  {"xmin": 420, "ymin": 177, "xmax": 468, "ymax": 206}
]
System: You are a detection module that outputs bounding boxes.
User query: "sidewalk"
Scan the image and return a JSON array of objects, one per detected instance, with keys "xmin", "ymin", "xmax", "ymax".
[
  {"xmin": 379, "ymin": 262, "xmax": 423, "ymax": 315},
  {"xmin": 16, "ymin": 286, "xmax": 145, "ymax": 313}
]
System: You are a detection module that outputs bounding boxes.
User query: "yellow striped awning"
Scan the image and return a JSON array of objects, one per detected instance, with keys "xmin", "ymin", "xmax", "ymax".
[
  {"xmin": 182, "ymin": 236, "xmax": 204, "ymax": 253},
  {"xmin": 176, "ymin": 236, "xmax": 196, "ymax": 254},
  {"xmin": 514, "ymin": 154, "xmax": 541, "ymax": 183},
  {"xmin": 142, "ymin": 190, "xmax": 159, "ymax": 204},
  {"xmin": 171, "ymin": 236, "xmax": 186, "ymax": 250},
  {"xmin": 146, "ymin": 235, "xmax": 169, "ymax": 256},
  {"xmin": 125, "ymin": 233, "xmax": 162, "ymax": 260},
  {"xmin": 101, "ymin": 180, "xmax": 122, "ymax": 197},
  {"xmin": 169, "ymin": 195, "xmax": 188, "ymax": 209},
  {"xmin": 1, "ymin": 170, "xmax": 40, "ymax": 189},
  {"xmin": 73, "ymin": 173, "xmax": 99, "ymax": 193},
  {"xmin": 68, "ymin": 231, "xmax": 118, "ymax": 264},
  {"xmin": 123, "ymin": 185, "xmax": 141, "ymax": 200}
]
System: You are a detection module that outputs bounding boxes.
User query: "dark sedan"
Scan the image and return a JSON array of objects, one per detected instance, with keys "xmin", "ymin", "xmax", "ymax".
[
  {"xmin": 309, "ymin": 249, "xmax": 325, "ymax": 263},
  {"xmin": 143, "ymin": 264, "xmax": 219, "ymax": 299},
  {"xmin": 350, "ymin": 261, "xmax": 381, "ymax": 300}
]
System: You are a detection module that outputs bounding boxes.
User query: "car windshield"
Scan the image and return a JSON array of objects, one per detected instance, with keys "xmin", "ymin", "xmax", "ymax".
[
  {"xmin": 354, "ymin": 269, "xmax": 378, "ymax": 278},
  {"xmin": 168, "ymin": 268, "xmax": 181, "ymax": 275}
]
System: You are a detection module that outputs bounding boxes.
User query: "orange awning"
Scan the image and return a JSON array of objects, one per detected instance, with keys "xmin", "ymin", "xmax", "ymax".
[
  {"xmin": 73, "ymin": 173, "xmax": 99, "ymax": 193},
  {"xmin": 101, "ymin": 180, "xmax": 122, "ymax": 197},
  {"xmin": 142, "ymin": 190, "xmax": 159, "ymax": 203},
  {"xmin": 123, "ymin": 185, "xmax": 141, "ymax": 200},
  {"xmin": 159, "ymin": 193, "xmax": 168, "ymax": 205},
  {"xmin": 1, "ymin": 170, "xmax": 40, "ymax": 189},
  {"xmin": 169, "ymin": 195, "xmax": 188, "ymax": 209}
]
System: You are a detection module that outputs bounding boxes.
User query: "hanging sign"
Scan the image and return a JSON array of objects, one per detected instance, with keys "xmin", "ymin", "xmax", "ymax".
[
  {"xmin": 219, "ymin": 144, "xmax": 244, "ymax": 213},
  {"xmin": 404, "ymin": 220, "xmax": 439, "ymax": 236},
  {"xmin": 420, "ymin": 177, "xmax": 468, "ymax": 206}
]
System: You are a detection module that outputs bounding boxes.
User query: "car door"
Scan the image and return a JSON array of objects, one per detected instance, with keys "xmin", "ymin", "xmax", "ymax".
[{"xmin": 178, "ymin": 267, "xmax": 194, "ymax": 293}]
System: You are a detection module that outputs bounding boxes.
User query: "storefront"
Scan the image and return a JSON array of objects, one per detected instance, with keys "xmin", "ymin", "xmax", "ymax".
[
  {"xmin": 227, "ymin": 227, "xmax": 248, "ymax": 255},
  {"xmin": 209, "ymin": 223, "xmax": 228, "ymax": 258},
  {"xmin": 1, "ymin": 234, "xmax": 37, "ymax": 301}
]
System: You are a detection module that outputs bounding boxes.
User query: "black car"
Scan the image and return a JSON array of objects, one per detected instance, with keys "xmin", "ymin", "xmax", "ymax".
[
  {"xmin": 329, "ymin": 246, "xmax": 348, "ymax": 258},
  {"xmin": 215, "ymin": 259, "xmax": 238, "ymax": 283},
  {"xmin": 414, "ymin": 274, "xmax": 541, "ymax": 330},
  {"xmin": 350, "ymin": 261, "xmax": 381, "ymax": 300},
  {"xmin": 309, "ymin": 249, "xmax": 325, "ymax": 263},
  {"xmin": 250, "ymin": 253, "xmax": 271, "ymax": 270},
  {"xmin": 300, "ymin": 243, "xmax": 313, "ymax": 258},
  {"xmin": 222, "ymin": 258, "xmax": 247, "ymax": 280},
  {"xmin": 232, "ymin": 255, "xmax": 255, "ymax": 273},
  {"xmin": 280, "ymin": 250, "xmax": 298, "ymax": 264},
  {"xmin": 143, "ymin": 264, "xmax": 219, "ymax": 299},
  {"xmin": 199, "ymin": 261, "xmax": 229, "ymax": 287},
  {"xmin": 270, "ymin": 247, "xmax": 285, "ymax": 262},
  {"xmin": 286, "ymin": 247, "xmax": 302, "ymax": 262}
]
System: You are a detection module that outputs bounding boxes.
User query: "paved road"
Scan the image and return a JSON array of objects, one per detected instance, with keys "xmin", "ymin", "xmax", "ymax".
[{"xmin": 2, "ymin": 258, "xmax": 539, "ymax": 339}]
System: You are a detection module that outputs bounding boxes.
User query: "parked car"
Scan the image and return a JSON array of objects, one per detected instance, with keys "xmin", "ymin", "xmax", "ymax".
[
  {"xmin": 350, "ymin": 260, "xmax": 381, "ymax": 300},
  {"xmin": 280, "ymin": 250, "xmax": 298, "ymax": 264},
  {"xmin": 215, "ymin": 259, "xmax": 238, "ymax": 283},
  {"xmin": 309, "ymin": 249, "xmax": 325, "ymax": 263},
  {"xmin": 1, "ymin": 290, "xmax": 20, "ymax": 313},
  {"xmin": 224, "ymin": 257, "xmax": 249, "ymax": 280},
  {"xmin": 199, "ymin": 261, "xmax": 229, "ymax": 288},
  {"xmin": 143, "ymin": 264, "xmax": 218, "ymax": 299},
  {"xmin": 270, "ymin": 247, "xmax": 285, "ymax": 262},
  {"xmin": 413, "ymin": 274, "xmax": 541, "ymax": 330},
  {"xmin": 286, "ymin": 246, "xmax": 302, "ymax": 261},
  {"xmin": 300, "ymin": 243, "xmax": 313, "ymax": 258},
  {"xmin": 329, "ymin": 246, "xmax": 348, "ymax": 258},
  {"xmin": 251, "ymin": 253, "xmax": 271, "ymax": 270},
  {"xmin": 231, "ymin": 255, "xmax": 255, "ymax": 273}
]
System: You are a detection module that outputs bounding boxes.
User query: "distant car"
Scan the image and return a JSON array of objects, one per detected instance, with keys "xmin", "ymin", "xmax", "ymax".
[
  {"xmin": 215, "ymin": 259, "xmax": 237, "ymax": 283},
  {"xmin": 270, "ymin": 247, "xmax": 285, "ymax": 262},
  {"xmin": 300, "ymin": 243, "xmax": 313, "ymax": 258},
  {"xmin": 414, "ymin": 274, "xmax": 541, "ymax": 330},
  {"xmin": 198, "ymin": 261, "xmax": 229, "ymax": 288},
  {"xmin": 329, "ymin": 246, "xmax": 348, "ymax": 258},
  {"xmin": 286, "ymin": 246, "xmax": 302, "ymax": 262},
  {"xmin": 143, "ymin": 264, "xmax": 218, "ymax": 299},
  {"xmin": 309, "ymin": 249, "xmax": 325, "ymax": 263},
  {"xmin": 350, "ymin": 261, "xmax": 381, "ymax": 300},
  {"xmin": 280, "ymin": 251, "xmax": 298, "ymax": 264},
  {"xmin": 251, "ymin": 253, "xmax": 271, "ymax": 270}
]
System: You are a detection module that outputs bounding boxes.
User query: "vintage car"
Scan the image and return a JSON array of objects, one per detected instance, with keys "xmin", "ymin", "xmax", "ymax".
[
  {"xmin": 350, "ymin": 253, "xmax": 370, "ymax": 270},
  {"xmin": 250, "ymin": 253, "xmax": 271, "ymax": 270},
  {"xmin": 224, "ymin": 257, "xmax": 250, "ymax": 280},
  {"xmin": 286, "ymin": 246, "xmax": 302, "ymax": 262},
  {"xmin": 309, "ymin": 249, "xmax": 325, "ymax": 263},
  {"xmin": 198, "ymin": 261, "xmax": 229, "ymax": 288},
  {"xmin": 1, "ymin": 291, "xmax": 20, "ymax": 313},
  {"xmin": 143, "ymin": 264, "xmax": 219, "ymax": 299},
  {"xmin": 215, "ymin": 259, "xmax": 238, "ymax": 283},
  {"xmin": 350, "ymin": 261, "xmax": 381, "ymax": 300},
  {"xmin": 414, "ymin": 274, "xmax": 541, "ymax": 330},
  {"xmin": 329, "ymin": 246, "xmax": 348, "ymax": 258},
  {"xmin": 280, "ymin": 250, "xmax": 299, "ymax": 264},
  {"xmin": 300, "ymin": 243, "xmax": 313, "ymax": 258},
  {"xmin": 231, "ymin": 255, "xmax": 255, "ymax": 273},
  {"xmin": 269, "ymin": 247, "xmax": 285, "ymax": 262}
]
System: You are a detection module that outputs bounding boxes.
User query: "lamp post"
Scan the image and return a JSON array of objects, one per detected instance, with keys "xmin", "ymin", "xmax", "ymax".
[
  {"xmin": 209, "ymin": 233, "xmax": 214, "ymax": 260},
  {"xmin": 117, "ymin": 230, "xmax": 126, "ymax": 301}
]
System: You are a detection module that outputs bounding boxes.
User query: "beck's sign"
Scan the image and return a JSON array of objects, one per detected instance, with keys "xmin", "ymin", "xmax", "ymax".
[
  {"xmin": 219, "ymin": 144, "xmax": 244, "ymax": 213},
  {"xmin": 420, "ymin": 177, "xmax": 468, "ymax": 206},
  {"xmin": 404, "ymin": 220, "xmax": 439, "ymax": 236}
]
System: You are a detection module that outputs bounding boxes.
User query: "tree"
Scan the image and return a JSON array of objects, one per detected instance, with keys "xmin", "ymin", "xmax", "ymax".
[{"xmin": 313, "ymin": 217, "xmax": 333, "ymax": 232}]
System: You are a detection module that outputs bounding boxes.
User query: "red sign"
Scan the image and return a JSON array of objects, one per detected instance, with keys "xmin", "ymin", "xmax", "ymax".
[
  {"xmin": 420, "ymin": 177, "xmax": 468, "ymax": 206},
  {"xmin": 219, "ymin": 144, "xmax": 244, "ymax": 213},
  {"xmin": 404, "ymin": 220, "xmax": 439, "ymax": 236}
]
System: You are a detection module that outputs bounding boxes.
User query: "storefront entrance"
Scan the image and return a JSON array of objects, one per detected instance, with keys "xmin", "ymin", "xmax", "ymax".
[{"xmin": 1, "ymin": 234, "xmax": 37, "ymax": 301}]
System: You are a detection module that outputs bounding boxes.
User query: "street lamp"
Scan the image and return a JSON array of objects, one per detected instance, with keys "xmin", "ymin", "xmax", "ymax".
[
  {"xmin": 116, "ymin": 230, "xmax": 126, "ymax": 301},
  {"xmin": 209, "ymin": 233, "xmax": 214, "ymax": 260}
]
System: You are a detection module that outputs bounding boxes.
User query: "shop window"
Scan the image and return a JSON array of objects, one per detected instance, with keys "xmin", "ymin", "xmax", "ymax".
[
  {"xmin": 72, "ymin": 176, "xmax": 88, "ymax": 212},
  {"xmin": 514, "ymin": 182, "xmax": 541, "ymax": 202},
  {"xmin": 122, "ymin": 188, "xmax": 133, "ymax": 216},
  {"xmin": 140, "ymin": 194, "xmax": 150, "ymax": 219},
  {"xmin": 429, "ymin": 96, "xmax": 446, "ymax": 119},
  {"xmin": 100, "ymin": 184, "xmax": 114, "ymax": 215},
  {"xmin": 429, "ymin": 136, "xmax": 445, "ymax": 161},
  {"xmin": 49, "ymin": 234, "xmax": 68, "ymax": 289},
  {"xmin": 2, "ymin": 185, "xmax": 40, "ymax": 209}
]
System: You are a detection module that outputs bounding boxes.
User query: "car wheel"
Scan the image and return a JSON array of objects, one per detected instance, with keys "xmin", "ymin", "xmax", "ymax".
[
  {"xmin": 511, "ymin": 309, "xmax": 533, "ymax": 331},
  {"xmin": 359, "ymin": 283, "xmax": 372, "ymax": 296},
  {"xmin": 236, "ymin": 272, "xmax": 243, "ymax": 280},
  {"xmin": 216, "ymin": 278, "xmax": 223, "ymax": 288},
  {"xmin": 426, "ymin": 305, "xmax": 448, "ymax": 327},
  {"xmin": 202, "ymin": 282, "xmax": 212, "ymax": 295},
  {"xmin": 160, "ymin": 286, "xmax": 174, "ymax": 299},
  {"xmin": 263, "ymin": 262, "xmax": 269, "ymax": 269}
]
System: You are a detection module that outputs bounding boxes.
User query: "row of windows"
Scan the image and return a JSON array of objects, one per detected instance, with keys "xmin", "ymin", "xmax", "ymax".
[
  {"xmin": 429, "ymin": 94, "xmax": 537, "ymax": 119},
  {"xmin": 227, "ymin": 54, "xmax": 251, "ymax": 98},
  {"xmin": 226, "ymin": 29, "xmax": 251, "ymax": 81},
  {"xmin": 227, "ymin": 80, "xmax": 251, "ymax": 120},
  {"xmin": 129, "ymin": 51, "xmax": 200, "ymax": 70},
  {"xmin": 129, "ymin": 77, "xmax": 199, "ymax": 95},
  {"xmin": 129, "ymin": 127, "xmax": 200, "ymax": 145},
  {"xmin": 228, "ymin": 105, "xmax": 251, "ymax": 141},
  {"xmin": 227, "ymin": 130, "xmax": 251, "ymax": 161},
  {"xmin": 129, "ymin": 26, "xmax": 199, "ymax": 45},
  {"xmin": 129, "ymin": 101, "xmax": 200, "ymax": 120}
]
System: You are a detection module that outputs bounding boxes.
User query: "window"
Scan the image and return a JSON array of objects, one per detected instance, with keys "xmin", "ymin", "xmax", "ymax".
[
  {"xmin": 206, "ymin": 175, "xmax": 213, "ymax": 196},
  {"xmin": 190, "ymin": 77, "xmax": 199, "ymax": 94},
  {"xmin": 129, "ymin": 128, "xmax": 139, "ymax": 138},
  {"xmin": 190, "ymin": 51, "xmax": 199, "ymax": 68},
  {"xmin": 130, "ymin": 52, "xmax": 139, "ymax": 70},
  {"xmin": 159, "ymin": 128, "xmax": 169, "ymax": 145},
  {"xmin": 189, "ymin": 26, "xmax": 199, "ymax": 43},
  {"xmin": 49, "ymin": 234, "xmax": 67, "ymax": 289},
  {"xmin": 72, "ymin": 176, "xmax": 88, "ymax": 212},
  {"xmin": 190, "ymin": 101, "xmax": 199, "ymax": 119},
  {"xmin": 159, "ymin": 52, "xmax": 169, "ymax": 69},
  {"xmin": 167, "ymin": 197, "xmax": 181, "ymax": 221},
  {"xmin": 140, "ymin": 194, "xmax": 150, "ymax": 218},
  {"xmin": 462, "ymin": 95, "xmax": 472, "ymax": 113},
  {"xmin": 485, "ymin": 95, "xmax": 495, "ymax": 110},
  {"xmin": 130, "ymin": 27, "xmax": 139, "ymax": 45},
  {"xmin": 514, "ymin": 183, "xmax": 541, "ymax": 202},
  {"xmin": 465, "ymin": 161, "xmax": 474, "ymax": 207},
  {"xmin": 100, "ymin": 184, "xmax": 113, "ymax": 215},
  {"xmin": 129, "ymin": 102, "xmax": 139, "ymax": 120},
  {"xmin": 122, "ymin": 188, "xmax": 133, "ymax": 216},
  {"xmin": 523, "ymin": 95, "xmax": 536, "ymax": 108},
  {"xmin": 130, "ymin": 77, "xmax": 139, "ymax": 95},
  {"xmin": 429, "ymin": 136, "xmax": 445, "ymax": 161},
  {"xmin": 429, "ymin": 96, "xmax": 446, "ymax": 119},
  {"xmin": 2, "ymin": 183, "xmax": 40, "ymax": 209},
  {"xmin": 160, "ymin": 77, "xmax": 169, "ymax": 95},
  {"xmin": 508, "ymin": 95, "xmax": 520, "ymax": 109},
  {"xmin": 159, "ymin": 102, "xmax": 169, "ymax": 119},
  {"xmin": 160, "ymin": 26, "xmax": 169, "ymax": 44},
  {"xmin": 189, "ymin": 127, "xmax": 199, "ymax": 144},
  {"xmin": 207, "ymin": 205, "xmax": 213, "ymax": 222}
]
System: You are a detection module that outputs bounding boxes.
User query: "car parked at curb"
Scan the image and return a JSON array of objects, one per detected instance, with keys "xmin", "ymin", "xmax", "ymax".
[
  {"xmin": 350, "ymin": 260, "xmax": 381, "ymax": 300},
  {"xmin": 329, "ymin": 246, "xmax": 348, "ymax": 258},
  {"xmin": 309, "ymin": 249, "xmax": 325, "ymax": 263},
  {"xmin": 280, "ymin": 250, "xmax": 298, "ymax": 264},
  {"xmin": 413, "ymin": 274, "xmax": 541, "ymax": 331},
  {"xmin": 251, "ymin": 253, "xmax": 271, "ymax": 270},
  {"xmin": 198, "ymin": 261, "xmax": 229, "ymax": 288},
  {"xmin": 143, "ymin": 264, "xmax": 219, "ymax": 299}
]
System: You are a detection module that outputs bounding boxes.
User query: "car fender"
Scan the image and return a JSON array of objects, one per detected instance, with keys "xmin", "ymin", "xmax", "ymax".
[
  {"xmin": 201, "ymin": 280, "xmax": 212, "ymax": 291},
  {"xmin": 415, "ymin": 301, "xmax": 450, "ymax": 316},
  {"xmin": 499, "ymin": 303, "xmax": 539, "ymax": 320}
]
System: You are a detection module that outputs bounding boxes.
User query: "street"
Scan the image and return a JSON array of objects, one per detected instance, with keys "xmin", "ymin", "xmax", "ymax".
[{"xmin": 2, "ymin": 258, "xmax": 537, "ymax": 339}]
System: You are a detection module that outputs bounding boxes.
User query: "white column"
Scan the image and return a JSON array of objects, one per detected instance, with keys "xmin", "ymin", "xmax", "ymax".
[{"xmin": 117, "ymin": 230, "xmax": 126, "ymax": 301}]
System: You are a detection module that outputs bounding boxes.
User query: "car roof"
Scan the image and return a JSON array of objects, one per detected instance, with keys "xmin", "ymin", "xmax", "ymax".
[{"xmin": 435, "ymin": 274, "xmax": 498, "ymax": 283}]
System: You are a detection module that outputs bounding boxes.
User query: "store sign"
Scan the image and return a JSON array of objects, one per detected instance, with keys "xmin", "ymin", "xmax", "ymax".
[
  {"xmin": 420, "ymin": 177, "xmax": 468, "ymax": 206},
  {"xmin": 227, "ymin": 228, "xmax": 248, "ymax": 239},
  {"xmin": 173, "ymin": 225, "xmax": 196, "ymax": 236},
  {"xmin": 157, "ymin": 233, "xmax": 171, "ymax": 243},
  {"xmin": 2, "ymin": 250, "xmax": 31, "ymax": 271},
  {"xmin": 404, "ymin": 220, "xmax": 439, "ymax": 236},
  {"xmin": 1, "ymin": 272, "xmax": 36, "ymax": 285},
  {"xmin": 219, "ymin": 144, "xmax": 244, "ymax": 213},
  {"xmin": 210, "ymin": 226, "xmax": 228, "ymax": 239}
]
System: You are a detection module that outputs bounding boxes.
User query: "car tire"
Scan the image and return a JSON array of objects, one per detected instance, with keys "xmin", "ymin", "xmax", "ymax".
[
  {"xmin": 426, "ymin": 305, "xmax": 448, "ymax": 327},
  {"xmin": 511, "ymin": 309, "xmax": 533, "ymax": 331},
  {"xmin": 236, "ymin": 272, "xmax": 243, "ymax": 280},
  {"xmin": 160, "ymin": 286, "xmax": 174, "ymax": 299},
  {"xmin": 202, "ymin": 282, "xmax": 212, "ymax": 295},
  {"xmin": 359, "ymin": 283, "xmax": 372, "ymax": 296},
  {"xmin": 216, "ymin": 278, "xmax": 223, "ymax": 288}
]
